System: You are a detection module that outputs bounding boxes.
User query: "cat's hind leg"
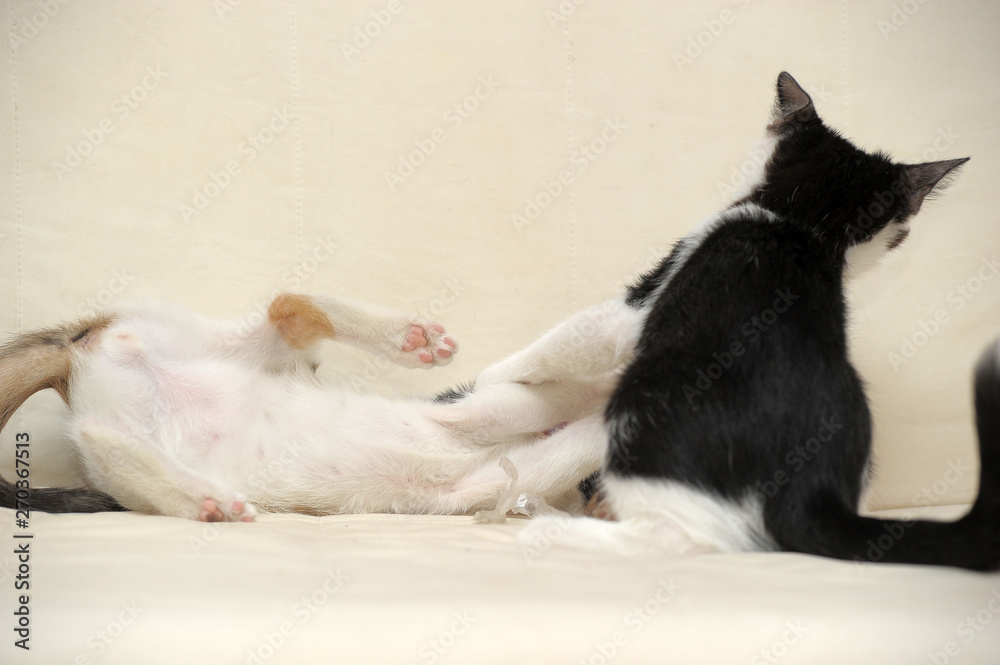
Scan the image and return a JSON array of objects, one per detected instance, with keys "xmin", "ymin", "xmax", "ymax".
[
  {"xmin": 210, "ymin": 293, "xmax": 457, "ymax": 373},
  {"xmin": 476, "ymin": 299, "xmax": 642, "ymax": 387},
  {"xmin": 266, "ymin": 293, "xmax": 458, "ymax": 368},
  {"xmin": 429, "ymin": 374, "xmax": 615, "ymax": 438},
  {"xmin": 424, "ymin": 413, "xmax": 608, "ymax": 513},
  {"xmin": 73, "ymin": 419, "xmax": 256, "ymax": 522}
]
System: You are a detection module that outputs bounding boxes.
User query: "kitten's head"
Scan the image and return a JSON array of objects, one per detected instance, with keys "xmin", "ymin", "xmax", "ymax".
[{"xmin": 739, "ymin": 72, "xmax": 968, "ymax": 271}]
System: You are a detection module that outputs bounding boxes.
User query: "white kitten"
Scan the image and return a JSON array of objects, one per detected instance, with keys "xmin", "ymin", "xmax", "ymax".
[{"xmin": 0, "ymin": 293, "xmax": 608, "ymax": 521}]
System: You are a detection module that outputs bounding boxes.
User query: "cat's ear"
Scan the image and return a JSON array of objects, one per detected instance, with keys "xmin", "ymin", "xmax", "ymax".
[
  {"xmin": 902, "ymin": 157, "xmax": 970, "ymax": 213},
  {"xmin": 767, "ymin": 72, "xmax": 816, "ymax": 133}
]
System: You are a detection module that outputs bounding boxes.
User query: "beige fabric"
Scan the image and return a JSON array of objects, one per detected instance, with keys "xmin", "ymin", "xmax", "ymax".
[
  {"xmin": 1, "ymin": 507, "xmax": 998, "ymax": 665},
  {"xmin": 2, "ymin": 1, "xmax": 998, "ymax": 509},
  {"xmin": 1, "ymin": 1, "xmax": 999, "ymax": 662}
]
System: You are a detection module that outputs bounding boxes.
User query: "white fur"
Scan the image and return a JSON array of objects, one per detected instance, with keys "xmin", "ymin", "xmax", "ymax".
[
  {"xmin": 61, "ymin": 296, "xmax": 607, "ymax": 521},
  {"xmin": 844, "ymin": 220, "xmax": 908, "ymax": 278},
  {"xmin": 475, "ymin": 298, "xmax": 644, "ymax": 388},
  {"xmin": 729, "ymin": 133, "xmax": 780, "ymax": 204},
  {"xmin": 518, "ymin": 476, "xmax": 776, "ymax": 557}
]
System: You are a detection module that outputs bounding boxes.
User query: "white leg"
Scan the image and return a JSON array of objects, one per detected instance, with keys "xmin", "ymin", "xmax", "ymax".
[
  {"xmin": 263, "ymin": 293, "xmax": 458, "ymax": 368},
  {"xmin": 430, "ymin": 374, "xmax": 616, "ymax": 438},
  {"xmin": 74, "ymin": 419, "xmax": 257, "ymax": 522},
  {"xmin": 432, "ymin": 414, "xmax": 608, "ymax": 513},
  {"xmin": 477, "ymin": 299, "xmax": 642, "ymax": 386},
  {"xmin": 205, "ymin": 292, "xmax": 458, "ymax": 374}
]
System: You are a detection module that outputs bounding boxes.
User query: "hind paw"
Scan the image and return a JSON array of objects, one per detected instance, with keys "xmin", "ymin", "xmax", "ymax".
[
  {"xmin": 198, "ymin": 497, "xmax": 257, "ymax": 523},
  {"xmin": 396, "ymin": 320, "xmax": 458, "ymax": 368}
]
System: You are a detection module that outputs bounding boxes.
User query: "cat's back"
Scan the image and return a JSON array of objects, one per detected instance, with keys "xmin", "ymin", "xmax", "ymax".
[{"xmin": 643, "ymin": 208, "xmax": 842, "ymax": 336}]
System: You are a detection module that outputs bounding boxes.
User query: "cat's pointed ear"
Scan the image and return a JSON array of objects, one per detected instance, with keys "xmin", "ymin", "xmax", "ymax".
[
  {"xmin": 903, "ymin": 157, "xmax": 970, "ymax": 213},
  {"xmin": 767, "ymin": 72, "xmax": 816, "ymax": 133}
]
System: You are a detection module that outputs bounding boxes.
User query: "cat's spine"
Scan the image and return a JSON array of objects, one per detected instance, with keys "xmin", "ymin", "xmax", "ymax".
[
  {"xmin": 0, "ymin": 318, "xmax": 125, "ymax": 513},
  {"xmin": 769, "ymin": 337, "xmax": 1000, "ymax": 571}
]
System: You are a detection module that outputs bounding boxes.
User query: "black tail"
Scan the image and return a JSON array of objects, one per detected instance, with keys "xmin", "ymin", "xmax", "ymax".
[
  {"xmin": 0, "ymin": 320, "xmax": 125, "ymax": 513},
  {"xmin": 769, "ymin": 338, "xmax": 1000, "ymax": 571}
]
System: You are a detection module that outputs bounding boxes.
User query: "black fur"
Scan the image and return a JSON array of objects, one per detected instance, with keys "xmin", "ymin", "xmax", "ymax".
[
  {"xmin": 578, "ymin": 472, "xmax": 602, "ymax": 502},
  {"xmin": 607, "ymin": 72, "xmax": 998, "ymax": 570},
  {"xmin": 0, "ymin": 321, "xmax": 127, "ymax": 514},
  {"xmin": 433, "ymin": 381, "xmax": 476, "ymax": 404},
  {"xmin": 1, "ymin": 481, "xmax": 125, "ymax": 513}
]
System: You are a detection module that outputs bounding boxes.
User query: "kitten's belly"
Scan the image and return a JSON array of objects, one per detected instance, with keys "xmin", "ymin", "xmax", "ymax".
[
  {"xmin": 68, "ymin": 316, "xmax": 467, "ymax": 512},
  {"xmin": 226, "ymin": 387, "xmax": 471, "ymax": 512}
]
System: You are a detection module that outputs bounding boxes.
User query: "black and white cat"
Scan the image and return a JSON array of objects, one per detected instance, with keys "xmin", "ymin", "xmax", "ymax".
[
  {"xmin": 458, "ymin": 73, "xmax": 1000, "ymax": 571},
  {"xmin": 0, "ymin": 293, "xmax": 609, "ymax": 521},
  {"xmin": 5, "ymin": 73, "xmax": 996, "ymax": 572}
]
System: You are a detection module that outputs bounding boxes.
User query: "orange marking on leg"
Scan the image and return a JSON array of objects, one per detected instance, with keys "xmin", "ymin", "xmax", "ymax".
[{"xmin": 268, "ymin": 294, "xmax": 337, "ymax": 349}]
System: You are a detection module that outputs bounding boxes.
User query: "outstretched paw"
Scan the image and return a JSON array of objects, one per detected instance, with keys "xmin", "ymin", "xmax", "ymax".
[
  {"xmin": 198, "ymin": 497, "xmax": 257, "ymax": 523},
  {"xmin": 397, "ymin": 320, "xmax": 458, "ymax": 368}
]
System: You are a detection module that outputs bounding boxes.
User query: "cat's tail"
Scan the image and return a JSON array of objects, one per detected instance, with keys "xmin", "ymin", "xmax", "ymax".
[
  {"xmin": 769, "ymin": 337, "xmax": 1000, "ymax": 571},
  {"xmin": 0, "ymin": 319, "xmax": 125, "ymax": 513}
]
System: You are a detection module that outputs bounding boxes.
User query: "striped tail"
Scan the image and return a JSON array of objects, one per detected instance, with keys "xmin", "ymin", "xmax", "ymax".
[{"xmin": 0, "ymin": 319, "xmax": 125, "ymax": 513}]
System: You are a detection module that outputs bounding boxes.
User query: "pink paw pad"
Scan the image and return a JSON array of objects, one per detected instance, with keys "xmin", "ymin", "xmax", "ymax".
[
  {"xmin": 197, "ymin": 497, "xmax": 255, "ymax": 523},
  {"xmin": 402, "ymin": 325, "xmax": 429, "ymax": 352},
  {"xmin": 199, "ymin": 498, "xmax": 224, "ymax": 523},
  {"xmin": 396, "ymin": 320, "xmax": 457, "ymax": 367}
]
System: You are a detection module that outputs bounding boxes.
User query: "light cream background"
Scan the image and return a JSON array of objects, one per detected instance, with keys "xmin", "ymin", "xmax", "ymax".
[{"xmin": 1, "ymin": 2, "xmax": 999, "ymax": 663}]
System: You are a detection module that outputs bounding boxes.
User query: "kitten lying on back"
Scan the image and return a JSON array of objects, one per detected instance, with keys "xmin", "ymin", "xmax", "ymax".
[
  {"xmin": 0, "ymin": 294, "xmax": 608, "ymax": 521},
  {"xmin": 445, "ymin": 73, "xmax": 1000, "ymax": 571}
]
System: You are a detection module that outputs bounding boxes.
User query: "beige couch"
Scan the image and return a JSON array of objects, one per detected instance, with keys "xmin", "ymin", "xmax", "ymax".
[{"xmin": 2, "ymin": 2, "xmax": 999, "ymax": 663}]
